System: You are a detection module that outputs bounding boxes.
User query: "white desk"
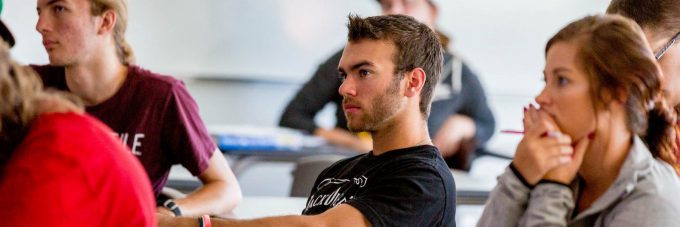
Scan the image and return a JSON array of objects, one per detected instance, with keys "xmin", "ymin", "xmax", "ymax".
[
  {"xmin": 233, "ymin": 196, "xmax": 307, "ymax": 219},
  {"xmin": 451, "ymin": 169, "xmax": 497, "ymax": 192},
  {"xmin": 232, "ymin": 196, "xmax": 484, "ymax": 227},
  {"xmin": 168, "ymin": 159, "xmax": 503, "ymax": 202}
]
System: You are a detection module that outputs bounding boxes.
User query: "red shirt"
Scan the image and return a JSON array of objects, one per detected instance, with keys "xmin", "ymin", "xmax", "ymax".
[
  {"xmin": 33, "ymin": 65, "xmax": 216, "ymax": 196},
  {"xmin": 0, "ymin": 113, "xmax": 156, "ymax": 226}
]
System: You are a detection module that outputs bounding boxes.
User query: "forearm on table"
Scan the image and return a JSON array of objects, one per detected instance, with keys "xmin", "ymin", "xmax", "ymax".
[
  {"xmin": 314, "ymin": 128, "xmax": 371, "ymax": 152},
  {"xmin": 174, "ymin": 180, "xmax": 242, "ymax": 216},
  {"xmin": 473, "ymin": 115, "xmax": 495, "ymax": 145},
  {"xmin": 433, "ymin": 115, "xmax": 477, "ymax": 157},
  {"xmin": 279, "ymin": 67, "xmax": 339, "ymax": 133},
  {"xmin": 167, "ymin": 215, "xmax": 323, "ymax": 227},
  {"xmin": 174, "ymin": 151, "xmax": 242, "ymax": 216},
  {"xmin": 166, "ymin": 204, "xmax": 369, "ymax": 227}
]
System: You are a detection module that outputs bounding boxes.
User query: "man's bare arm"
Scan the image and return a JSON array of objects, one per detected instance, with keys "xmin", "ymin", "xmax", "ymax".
[{"xmin": 159, "ymin": 204, "xmax": 371, "ymax": 227}]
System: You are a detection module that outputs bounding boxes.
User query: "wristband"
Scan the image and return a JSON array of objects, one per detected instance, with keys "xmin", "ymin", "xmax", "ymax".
[
  {"xmin": 198, "ymin": 214, "xmax": 211, "ymax": 227},
  {"xmin": 509, "ymin": 162, "xmax": 535, "ymax": 189},
  {"xmin": 162, "ymin": 199, "xmax": 182, "ymax": 217},
  {"xmin": 537, "ymin": 179, "xmax": 571, "ymax": 188}
]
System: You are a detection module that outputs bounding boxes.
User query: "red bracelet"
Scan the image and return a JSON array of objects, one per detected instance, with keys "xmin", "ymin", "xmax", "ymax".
[{"xmin": 199, "ymin": 214, "xmax": 211, "ymax": 227}]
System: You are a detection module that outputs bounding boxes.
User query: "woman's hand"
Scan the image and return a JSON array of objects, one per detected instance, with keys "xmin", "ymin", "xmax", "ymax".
[
  {"xmin": 512, "ymin": 105, "xmax": 575, "ymax": 186},
  {"xmin": 542, "ymin": 132, "xmax": 591, "ymax": 184}
]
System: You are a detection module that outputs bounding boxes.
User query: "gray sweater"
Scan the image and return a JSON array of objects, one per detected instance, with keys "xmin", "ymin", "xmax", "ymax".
[{"xmin": 478, "ymin": 137, "xmax": 680, "ymax": 227}]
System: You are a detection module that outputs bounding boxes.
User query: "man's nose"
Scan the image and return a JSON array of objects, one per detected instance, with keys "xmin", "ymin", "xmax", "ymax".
[
  {"xmin": 339, "ymin": 76, "xmax": 357, "ymax": 97},
  {"xmin": 36, "ymin": 15, "xmax": 51, "ymax": 35}
]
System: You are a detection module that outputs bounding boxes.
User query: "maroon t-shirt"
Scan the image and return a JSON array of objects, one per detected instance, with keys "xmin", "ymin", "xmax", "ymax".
[{"xmin": 32, "ymin": 65, "xmax": 216, "ymax": 196}]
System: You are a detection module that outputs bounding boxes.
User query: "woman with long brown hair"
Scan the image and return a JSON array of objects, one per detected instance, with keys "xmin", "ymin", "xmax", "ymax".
[{"xmin": 478, "ymin": 14, "xmax": 680, "ymax": 226}]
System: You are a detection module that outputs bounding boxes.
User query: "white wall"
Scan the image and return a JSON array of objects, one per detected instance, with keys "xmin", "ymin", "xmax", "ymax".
[
  {"xmin": 440, "ymin": 0, "xmax": 609, "ymax": 95},
  {"xmin": 2, "ymin": 0, "xmax": 611, "ymax": 155},
  {"xmin": 3, "ymin": 0, "xmax": 616, "ymax": 198},
  {"xmin": 3, "ymin": 0, "xmax": 380, "ymax": 80},
  {"xmin": 5, "ymin": 0, "xmax": 608, "ymax": 90}
]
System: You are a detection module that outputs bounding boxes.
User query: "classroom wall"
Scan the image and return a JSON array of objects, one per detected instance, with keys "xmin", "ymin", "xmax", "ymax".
[
  {"xmin": 3, "ymin": 0, "xmax": 613, "ymax": 197},
  {"xmin": 3, "ymin": 0, "xmax": 610, "ymax": 155}
]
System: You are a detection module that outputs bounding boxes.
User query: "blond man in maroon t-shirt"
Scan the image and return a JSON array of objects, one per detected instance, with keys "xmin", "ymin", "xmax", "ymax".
[{"xmin": 32, "ymin": 0, "xmax": 242, "ymax": 219}]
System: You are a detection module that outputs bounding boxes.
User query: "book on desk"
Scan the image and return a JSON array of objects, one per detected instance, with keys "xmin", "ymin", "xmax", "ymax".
[{"xmin": 208, "ymin": 125, "xmax": 326, "ymax": 152}]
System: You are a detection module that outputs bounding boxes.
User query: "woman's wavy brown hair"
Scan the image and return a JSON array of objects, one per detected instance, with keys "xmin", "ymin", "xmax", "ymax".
[{"xmin": 546, "ymin": 14, "xmax": 680, "ymax": 175}]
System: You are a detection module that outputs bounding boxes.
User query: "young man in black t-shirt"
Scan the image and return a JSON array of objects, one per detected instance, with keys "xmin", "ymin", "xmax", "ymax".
[{"xmin": 161, "ymin": 14, "xmax": 456, "ymax": 227}]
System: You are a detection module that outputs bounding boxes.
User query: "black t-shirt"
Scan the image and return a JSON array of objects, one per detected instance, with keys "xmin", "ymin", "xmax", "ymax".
[{"xmin": 302, "ymin": 145, "xmax": 456, "ymax": 227}]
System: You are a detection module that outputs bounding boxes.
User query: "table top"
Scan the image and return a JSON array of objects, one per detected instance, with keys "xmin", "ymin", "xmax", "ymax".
[
  {"xmin": 222, "ymin": 145, "xmax": 358, "ymax": 158},
  {"xmin": 231, "ymin": 196, "xmax": 484, "ymax": 227},
  {"xmin": 232, "ymin": 196, "xmax": 307, "ymax": 219}
]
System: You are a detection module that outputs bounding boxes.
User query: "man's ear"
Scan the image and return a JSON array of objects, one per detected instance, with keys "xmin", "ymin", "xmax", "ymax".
[
  {"xmin": 404, "ymin": 68, "xmax": 426, "ymax": 98},
  {"xmin": 97, "ymin": 10, "xmax": 117, "ymax": 35}
]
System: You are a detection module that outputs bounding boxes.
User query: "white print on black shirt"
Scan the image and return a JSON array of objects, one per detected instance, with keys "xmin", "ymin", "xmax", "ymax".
[
  {"xmin": 305, "ymin": 176, "xmax": 367, "ymax": 211},
  {"xmin": 114, "ymin": 132, "xmax": 144, "ymax": 156}
]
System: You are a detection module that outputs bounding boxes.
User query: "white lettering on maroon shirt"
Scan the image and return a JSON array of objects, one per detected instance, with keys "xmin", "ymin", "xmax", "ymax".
[{"xmin": 113, "ymin": 132, "xmax": 145, "ymax": 156}]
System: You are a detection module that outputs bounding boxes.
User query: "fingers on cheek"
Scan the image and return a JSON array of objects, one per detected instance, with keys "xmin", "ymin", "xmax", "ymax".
[
  {"xmin": 549, "ymin": 155, "xmax": 570, "ymax": 167},
  {"xmin": 552, "ymin": 135, "xmax": 573, "ymax": 148},
  {"xmin": 560, "ymin": 146, "xmax": 574, "ymax": 155},
  {"xmin": 559, "ymin": 155, "xmax": 571, "ymax": 164}
]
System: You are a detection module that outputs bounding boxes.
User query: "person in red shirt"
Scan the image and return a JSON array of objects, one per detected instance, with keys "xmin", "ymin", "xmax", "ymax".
[{"xmin": 0, "ymin": 27, "xmax": 156, "ymax": 226}]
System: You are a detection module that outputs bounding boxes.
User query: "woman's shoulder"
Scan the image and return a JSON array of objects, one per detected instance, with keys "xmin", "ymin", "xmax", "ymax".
[
  {"xmin": 609, "ymin": 165, "xmax": 680, "ymax": 224},
  {"xmin": 622, "ymin": 158, "xmax": 680, "ymax": 209}
]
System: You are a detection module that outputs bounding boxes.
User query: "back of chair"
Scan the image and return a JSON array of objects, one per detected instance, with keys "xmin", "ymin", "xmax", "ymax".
[{"xmin": 289, "ymin": 155, "xmax": 345, "ymax": 197}]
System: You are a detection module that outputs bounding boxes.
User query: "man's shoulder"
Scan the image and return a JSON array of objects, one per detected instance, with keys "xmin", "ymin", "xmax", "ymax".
[
  {"xmin": 127, "ymin": 65, "xmax": 186, "ymax": 94},
  {"xmin": 343, "ymin": 146, "xmax": 448, "ymax": 176},
  {"xmin": 381, "ymin": 145, "xmax": 455, "ymax": 183},
  {"xmin": 384, "ymin": 145, "xmax": 442, "ymax": 165},
  {"xmin": 320, "ymin": 154, "xmax": 367, "ymax": 173},
  {"xmin": 320, "ymin": 146, "xmax": 451, "ymax": 178}
]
